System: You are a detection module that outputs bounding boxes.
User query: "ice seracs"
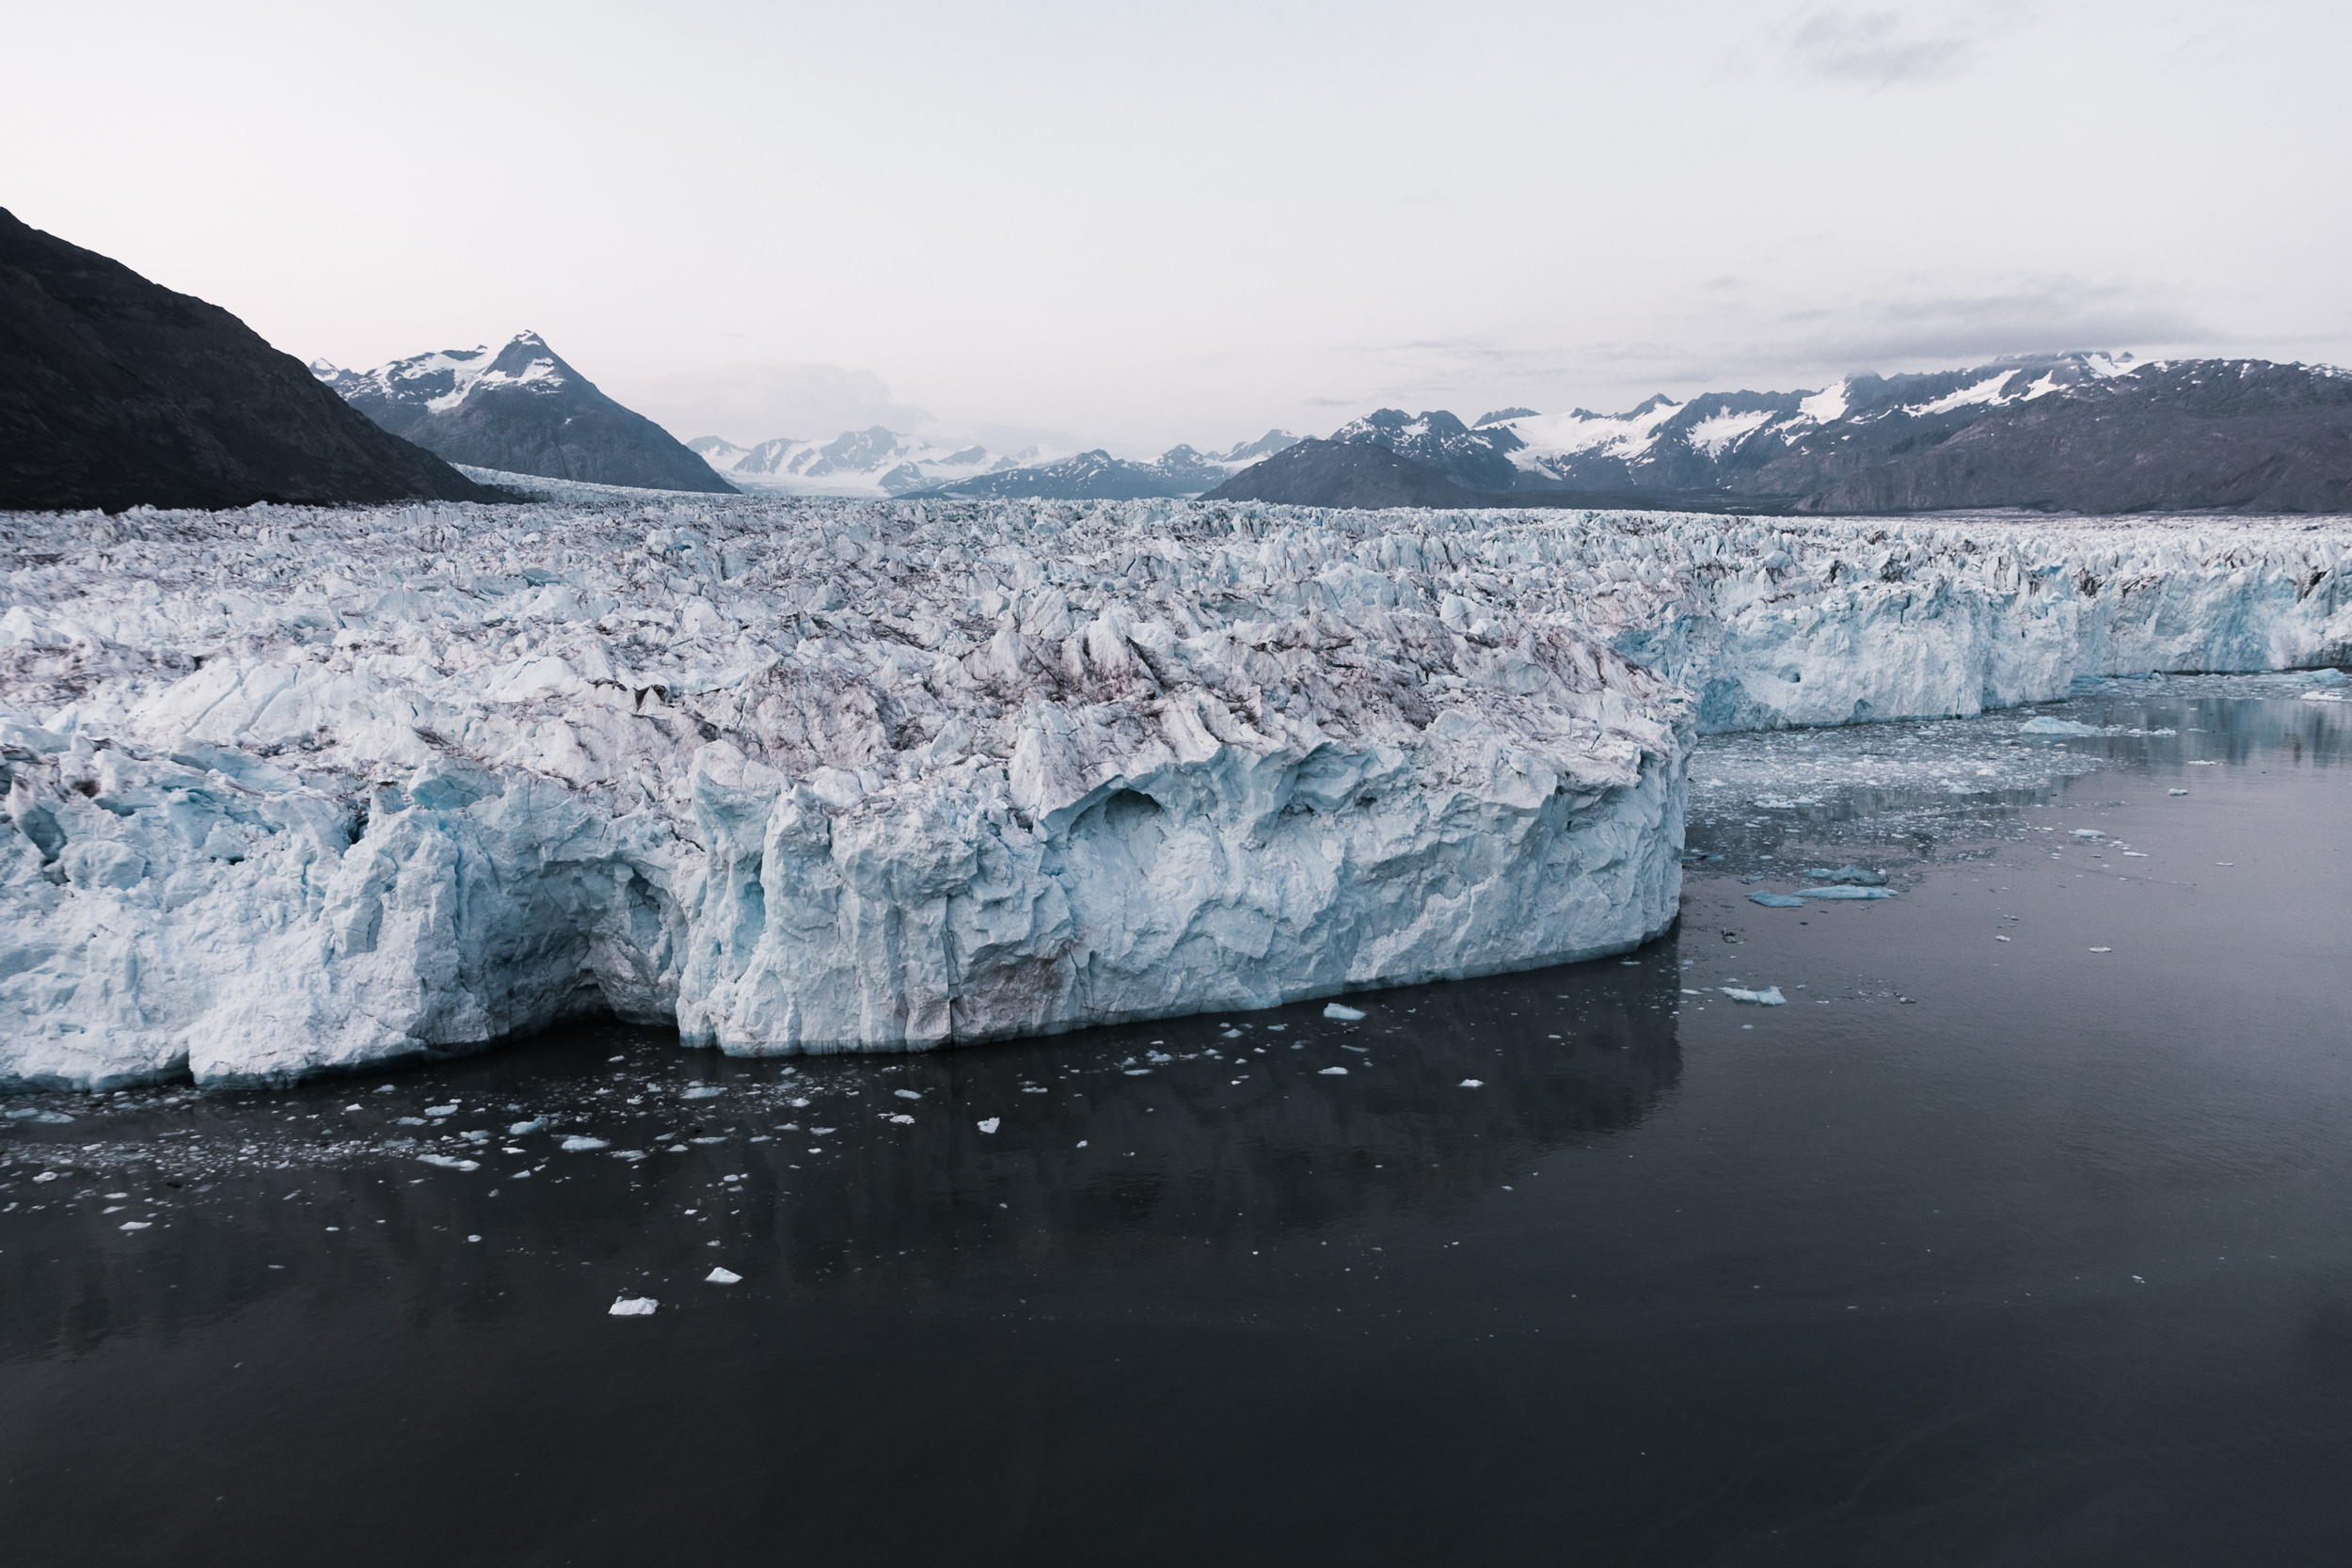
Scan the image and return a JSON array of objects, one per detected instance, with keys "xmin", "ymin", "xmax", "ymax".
[{"xmin": 2, "ymin": 492, "xmax": 2346, "ymax": 1090}]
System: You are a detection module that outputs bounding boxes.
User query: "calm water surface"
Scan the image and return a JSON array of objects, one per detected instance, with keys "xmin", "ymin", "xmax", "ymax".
[{"xmin": 3, "ymin": 679, "xmax": 2348, "ymax": 1565}]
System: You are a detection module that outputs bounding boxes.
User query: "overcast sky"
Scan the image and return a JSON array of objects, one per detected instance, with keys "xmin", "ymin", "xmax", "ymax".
[{"xmin": 7, "ymin": 1, "xmax": 2347, "ymax": 453}]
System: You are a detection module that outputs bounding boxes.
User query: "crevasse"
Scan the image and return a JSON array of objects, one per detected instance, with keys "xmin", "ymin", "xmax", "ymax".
[{"xmin": 3, "ymin": 494, "xmax": 2346, "ymax": 1087}]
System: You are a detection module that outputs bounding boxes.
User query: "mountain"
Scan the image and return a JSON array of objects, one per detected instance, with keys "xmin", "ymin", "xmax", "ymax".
[
  {"xmin": 691, "ymin": 425, "xmax": 1300, "ymax": 500},
  {"xmin": 1240, "ymin": 355, "xmax": 2352, "ymax": 514},
  {"xmin": 690, "ymin": 427, "xmax": 1019, "ymax": 497},
  {"xmin": 1203, "ymin": 439, "xmax": 1480, "ymax": 508},
  {"xmin": 0, "ymin": 209, "xmax": 491, "ymax": 512},
  {"xmin": 316, "ymin": 333, "xmax": 734, "ymax": 494},
  {"xmin": 930, "ymin": 433, "xmax": 1299, "ymax": 499}
]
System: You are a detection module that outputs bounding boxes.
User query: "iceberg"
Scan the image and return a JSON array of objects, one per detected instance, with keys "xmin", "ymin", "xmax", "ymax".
[{"xmin": 3, "ymin": 492, "xmax": 2345, "ymax": 1087}]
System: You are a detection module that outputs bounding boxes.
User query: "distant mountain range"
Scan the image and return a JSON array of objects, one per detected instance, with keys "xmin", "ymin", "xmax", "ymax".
[
  {"xmin": 315, "ymin": 334, "xmax": 733, "ymax": 494},
  {"xmin": 1213, "ymin": 354, "xmax": 2352, "ymax": 514},
  {"xmin": 1, "ymin": 210, "xmax": 489, "ymax": 512},
  {"xmin": 690, "ymin": 426, "xmax": 1298, "ymax": 499}
]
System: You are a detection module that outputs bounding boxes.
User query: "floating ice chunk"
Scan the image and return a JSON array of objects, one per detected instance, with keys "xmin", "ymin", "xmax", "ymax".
[
  {"xmin": 1323, "ymin": 1003, "xmax": 1367, "ymax": 1022},
  {"xmin": 2071, "ymin": 829, "xmax": 2105, "ymax": 840},
  {"xmin": 893, "ymin": 1089, "xmax": 923, "ymax": 1101},
  {"xmin": 423, "ymin": 1103, "xmax": 459, "ymax": 1117},
  {"xmin": 2301, "ymin": 690, "xmax": 2344, "ymax": 702},
  {"xmin": 4, "ymin": 1107, "xmax": 37, "ymax": 1118},
  {"xmin": 2169, "ymin": 788, "xmax": 2189, "ymax": 796},
  {"xmin": 608, "ymin": 1297, "xmax": 659, "ymax": 1317},
  {"xmin": 977, "ymin": 1117, "xmax": 1000, "ymax": 1133},
  {"xmin": 119, "ymin": 1220, "xmax": 151, "ymax": 1231},
  {"xmin": 679, "ymin": 1085, "xmax": 726, "ymax": 1101},
  {"xmin": 1803, "ymin": 864, "xmax": 1886, "ymax": 885},
  {"xmin": 1319, "ymin": 1066, "xmax": 1350, "ymax": 1075},
  {"xmin": 2306, "ymin": 668, "xmax": 2348, "ymax": 685},
  {"xmin": 1721, "ymin": 987, "xmax": 1788, "ymax": 1006},
  {"xmin": 559, "ymin": 1135, "xmax": 609, "ymax": 1152},
  {"xmin": 1459, "ymin": 1079, "xmax": 1484, "ymax": 1088},
  {"xmin": 706, "ymin": 1267, "xmax": 741, "ymax": 1285},
  {"xmin": 809, "ymin": 1127, "xmax": 835, "ymax": 1135},
  {"xmin": 885, "ymin": 1114, "xmax": 914, "ymax": 1125},
  {"xmin": 2089, "ymin": 946, "xmax": 2112, "ymax": 953},
  {"xmin": 416, "ymin": 1153, "xmax": 480, "ymax": 1171},
  {"xmin": 2022, "ymin": 718, "xmax": 2106, "ymax": 736},
  {"xmin": 1797, "ymin": 886, "xmax": 1896, "ymax": 900},
  {"xmin": 507, "ymin": 1119, "xmax": 546, "ymax": 1135},
  {"xmin": 610, "ymin": 1149, "xmax": 645, "ymax": 1161},
  {"xmin": 1746, "ymin": 891, "xmax": 1807, "ymax": 908},
  {"xmin": 32, "ymin": 1172, "xmax": 56, "ymax": 1182}
]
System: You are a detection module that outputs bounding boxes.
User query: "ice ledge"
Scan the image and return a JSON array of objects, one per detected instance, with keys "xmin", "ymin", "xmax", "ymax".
[{"xmin": 3, "ymin": 497, "xmax": 2345, "ymax": 1087}]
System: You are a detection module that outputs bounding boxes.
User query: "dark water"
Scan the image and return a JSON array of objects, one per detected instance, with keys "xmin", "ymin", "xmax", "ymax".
[{"xmin": 4, "ymin": 682, "xmax": 2349, "ymax": 1566}]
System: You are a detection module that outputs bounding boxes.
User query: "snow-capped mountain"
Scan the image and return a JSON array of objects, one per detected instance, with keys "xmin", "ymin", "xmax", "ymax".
[
  {"xmin": 1295, "ymin": 355, "xmax": 2352, "ymax": 514},
  {"xmin": 688, "ymin": 428, "xmax": 1023, "ymax": 497},
  {"xmin": 691, "ymin": 426, "xmax": 1298, "ymax": 499},
  {"xmin": 931, "ymin": 432, "xmax": 1299, "ymax": 499},
  {"xmin": 314, "ymin": 333, "xmax": 734, "ymax": 494}
]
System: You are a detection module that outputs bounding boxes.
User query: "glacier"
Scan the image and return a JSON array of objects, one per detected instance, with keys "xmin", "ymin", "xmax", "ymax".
[{"xmin": 3, "ymin": 488, "xmax": 2347, "ymax": 1088}]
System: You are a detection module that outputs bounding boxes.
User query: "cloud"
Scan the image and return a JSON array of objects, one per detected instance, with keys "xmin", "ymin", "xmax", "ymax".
[
  {"xmin": 615, "ymin": 360, "xmax": 932, "ymax": 446},
  {"xmin": 1775, "ymin": 8, "xmax": 1992, "ymax": 87},
  {"xmin": 1759, "ymin": 276, "xmax": 2211, "ymax": 368}
]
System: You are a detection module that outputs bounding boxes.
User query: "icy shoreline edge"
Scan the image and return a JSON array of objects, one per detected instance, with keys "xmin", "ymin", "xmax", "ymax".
[{"xmin": 5, "ymin": 494, "xmax": 2347, "ymax": 1088}]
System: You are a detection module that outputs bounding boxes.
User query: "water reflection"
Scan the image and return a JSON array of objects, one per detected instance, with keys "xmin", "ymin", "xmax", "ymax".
[{"xmin": 0, "ymin": 949, "xmax": 1684, "ymax": 1356}]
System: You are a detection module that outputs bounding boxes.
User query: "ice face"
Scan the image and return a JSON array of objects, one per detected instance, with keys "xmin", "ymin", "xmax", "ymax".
[
  {"xmin": 1, "ymin": 494, "xmax": 1696, "ymax": 1088},
  {"xmin": 2, "ymin": 494, "xmax": 2344, "ymax": 1088}
]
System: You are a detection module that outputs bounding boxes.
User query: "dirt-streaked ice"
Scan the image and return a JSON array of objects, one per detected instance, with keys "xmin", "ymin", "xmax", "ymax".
[{"xmin": 3, "ymin": 492, "xmax": 2346, "ymax": 1087}]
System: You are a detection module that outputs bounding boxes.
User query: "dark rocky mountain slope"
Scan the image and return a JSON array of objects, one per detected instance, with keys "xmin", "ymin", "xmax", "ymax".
[
  {"xmin": 0, "ymin": 209, "xmax": 492, "ymax": 512},
  {"xmin": 1203, "ymin": 439, "xmax": 1482, "ymax": 508},
  {"xmin": 317, "ymin": 333, "xmax": 734, "ymax": 494}
]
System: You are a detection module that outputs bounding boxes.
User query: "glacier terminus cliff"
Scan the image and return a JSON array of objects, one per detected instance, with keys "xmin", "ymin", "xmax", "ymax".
[{"xmin": 4, "ymin": 488, "xmax": 2347, "ymax": 1087}]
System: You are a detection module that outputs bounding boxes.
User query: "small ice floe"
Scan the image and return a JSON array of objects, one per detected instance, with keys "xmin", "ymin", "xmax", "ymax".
[
  {"xmin": 423, "ymin": 1103, "xmax": 459, "ymax": 1117},
  {"xmin": 1459, "ymin": 1079, "xmax": 1484, "ymax": 1088},
  {"xmin": 810, "ymin": 1127, "xmax": 835, "ymax": 1135},
  {"xmin": 1323, "ymin": 1003, "xmax": 1366, "ymax": 1022},
  {"xmin": 417, "ymin": 1153, "xmax": 480, "ymax": 1171},
  {"xmin": 32, "ymin": 1172, "xmax": 58, "ymax": 1182},
  {"xmin": 559, "ymin": 1135, "xmax": 609, "ymax": 1153},
  {"xmin": 2071, "ymin": 829, "xmax": 2105, "ymax": 840},
  {"xmin": 679, "ymin": 1085, "xmax": 724, "ymax": 1100},
  {"xmin": 977, "ymin": 1117, "xmax": 1000, "ymax": 1134},
  {"xmin": 608, "ymin": 1297, "xmax": 659, "ymax": 1317},
  {"xmin": 893, "ymin": 1089, "xmax": 923, "ymax": 1101},
  {"xmin": 1746, "ymin": 891, "xmax": 1807, "ymax": 908},
  {"xmin": 1803, "ymin": 864, "xmax": 1886, "ymax": 885},
  {"xmin": 1722, "ymin": 986, "xmax": 1788, "ymax": 1006},
  {"xmin": 706, "ymin": 1267, "xmax": 741, "ymax": 1285},
  {"xmin": 885, "ymin": 1114, "xmax": 914, "ymax": 1125},
  {"xmin": 610, "ymin": 1149, "xmax": 646, "ymax": 1161},
  {"xmin": 119, "ymin": 1220, "xmax": 151, "ymax": 1231},
  {"xmin": 1318, "ymin": 1066, "xmax": 1349, "ymax": 1075},
  {"xmin": 2089, "ymin": 946, "xmax": 2112, "ymax": 953},
  {"xmin": 2022, "ymin": 717, "xmax": 2106, "ymax": 736},
  {"xmin": 2302, "ymin": 689, "xmax": 2345, "ymax": 702},
  {"xmin": 507, "ymin": 1119, "xmax": 546, "ymax": 1135},
  {"xmin": 1994, "ymin": 935, "xmax": 2011, "ymax": 942},
  {"xmin": 2169, "ymin": 788, "xmax": 2189, "ymax": 796},
  {"xmin": 1797, "ymin": 887, "xmax": 1896, "ymax": 900}
]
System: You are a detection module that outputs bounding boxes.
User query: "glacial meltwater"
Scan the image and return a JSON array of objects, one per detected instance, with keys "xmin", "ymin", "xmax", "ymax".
[{"xmin": 4, "ymin": 675, "xmax": 2347, "ymax": 1565}]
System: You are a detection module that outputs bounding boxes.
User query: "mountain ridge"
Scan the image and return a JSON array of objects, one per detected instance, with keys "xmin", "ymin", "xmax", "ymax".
[
  {"xmin": 317, "ymin": 334, "xmax": 734, "ymax": 495},
  {"xmin": 0, "ymin": 209, "xmax": 491, "ymax": 512}
]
